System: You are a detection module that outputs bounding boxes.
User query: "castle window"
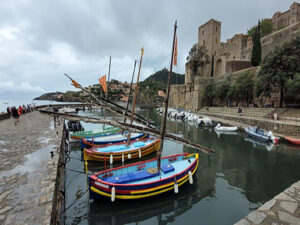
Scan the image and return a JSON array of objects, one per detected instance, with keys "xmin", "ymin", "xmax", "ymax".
[
  {"xmin": 233, "ymin": 56, "xmax": 236, "ymax": 59},
  {"xmin": 243, "ymin": 55, "xmax": 245, "ymax": 59},
  {"xmin": 202, "ymin": 30, "xmax": 204, "ymax": 35},
  {"xmin": 216, "ymin": 27, "xmax": 218, "ymax": 32},
  {"xmin": 203, "ymin": 40, "xmax": 205, "ymax": 46},
  {"xmin": 215, "ymin": 38, "xmax": 217, "ymax": 43}
]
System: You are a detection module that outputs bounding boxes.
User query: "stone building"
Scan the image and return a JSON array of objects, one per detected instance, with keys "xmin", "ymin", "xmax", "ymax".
[
  {"xmin": 262, "ymin": 2, "xmax": 300, "ymax": 58},
  {"xmin": 170, "ymin": 2, "xmax": 300, "ymax": 110}
]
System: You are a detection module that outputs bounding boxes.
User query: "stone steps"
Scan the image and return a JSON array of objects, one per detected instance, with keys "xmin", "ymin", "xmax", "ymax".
[{"xmin": 199, "ymin": 107, "xmax": 274, "ymax": 118}]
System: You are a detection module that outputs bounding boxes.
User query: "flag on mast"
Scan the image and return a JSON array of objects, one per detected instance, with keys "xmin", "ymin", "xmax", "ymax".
[
  {"xmin": 71, "ymin": 79, "xmax": 80, "ymax": 88},
  {"xmin": 99, "ymin": 75, "xmax": 107, "ymax": 92},
  {"xmin": 173, "ymin": 34, "xmax": 178, "ymax": 66}
]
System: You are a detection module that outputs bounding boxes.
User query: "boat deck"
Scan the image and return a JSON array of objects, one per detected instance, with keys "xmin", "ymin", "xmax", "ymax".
[{"xmin": 102, "ymin": 156, "xmax": 196, "ymax": 184}]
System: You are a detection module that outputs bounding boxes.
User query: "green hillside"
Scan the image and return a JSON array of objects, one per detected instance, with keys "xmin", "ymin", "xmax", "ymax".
[
  {"xmin": 138, "ymin": 68, "xmax": 185, "ymax": 103},
  {"xmin": 142, "ymin": 68, "xmax": 185, "ymax": 86}
]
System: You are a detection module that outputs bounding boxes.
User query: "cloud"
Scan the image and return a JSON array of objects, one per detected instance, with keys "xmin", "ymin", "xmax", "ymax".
[{"xmin": 0, "ymin": 80, "xmax": 46, "ymax": 98}]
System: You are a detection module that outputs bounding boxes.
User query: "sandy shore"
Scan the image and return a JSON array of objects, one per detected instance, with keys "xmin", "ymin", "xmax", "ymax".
[{"xmin": 0, "ymin": 111, "xmax": 62, "ymax": 225}]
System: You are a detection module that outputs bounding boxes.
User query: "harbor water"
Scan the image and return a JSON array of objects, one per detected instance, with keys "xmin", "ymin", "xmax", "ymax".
[{"xmin": 65, "ymin": 108, "xmax": 300, "ymax": 225}]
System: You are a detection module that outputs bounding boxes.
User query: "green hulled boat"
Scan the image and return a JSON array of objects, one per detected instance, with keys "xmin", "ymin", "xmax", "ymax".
[{"xmin": 70, "ymin": 126, "xmax": 122, "ymax": 141}]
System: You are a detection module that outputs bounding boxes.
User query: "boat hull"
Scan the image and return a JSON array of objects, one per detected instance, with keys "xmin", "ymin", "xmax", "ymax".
[
  {"xmin": 80, "ymin": 133, "xmax": 149, "ymax": 148},
  {"xmin": 83, "ymin": 138, "xmax": 160, "ymax": 162},
  {"xmin": 285, "ymin": 136, "xmax": 300, "ymax": 146},
  {"xmin": 245, "ymin": 127, "xmax": 271, "ymax": 142},
  {"xmin": 70, "ymin": 127, "xmax": 122, "ymax": 140},
  {"xmin": 89, "ymin": 153, "xmax": 199, "ymax": 200}
]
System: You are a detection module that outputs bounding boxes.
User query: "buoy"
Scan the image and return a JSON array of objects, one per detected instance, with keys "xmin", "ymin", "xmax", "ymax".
[
  {"xmin": 111, "ymin": 187, "xmax": 115, "ymax": 202},
  {"xmin": 174, "ymin": 182, "xmax": 178, "ymax": 193},
  {"xmin": 188, "ymin": 171, "xmax": 193, "ymax": 184},
  {"xmin": 122, "ymin": 154, "xmax": 124, "ymax": 163},
  {"xmin": 128, "ymin": 153, "xmax": 131, "ymax": 159},
  {"xmin": 110, "ymin": 155, "xmax": 113, "ymax": 164},
  {"xmin": 138, "ymin": 149, "xmax": 141, "ymax": 158}
]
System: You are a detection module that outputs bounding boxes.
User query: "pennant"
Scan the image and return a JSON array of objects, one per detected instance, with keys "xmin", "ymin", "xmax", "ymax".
[
  {"xmin": 98, "ymin": 75, "xmax": 107, "ymax": 93},
  {"xmin": 173, "ymin": 35, "xmax": 178, "ymax": 66},
  {"xmin": 71, "ymin": 79, "xmax": 80, "ymax": 88}
]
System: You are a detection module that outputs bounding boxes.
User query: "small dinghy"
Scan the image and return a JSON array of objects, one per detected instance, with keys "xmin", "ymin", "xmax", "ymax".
[
  {"xmin": 285, "ymin": 136, "xmax": 300, "ymax": 146},
  {"xmin": 84, "ymin": 137, "xmax": 160, "ymax": 162},
  {"xmin": 80, "ymin": 132, "xmax": 148, "ymax": 148},
  {"xmin": 245, "ymin": 126, "xmax": 279, "ymax": 143},
  {"xmin": 88, "ymin": 153, "xmax": 198, "ymax": 201},
  {"xmin": 70, "ymin": 126, "xmax": 122, "ymax": 141},
  {"xmin": 214, "ymin": 123, "xmax": 238, "ymax": 132}
]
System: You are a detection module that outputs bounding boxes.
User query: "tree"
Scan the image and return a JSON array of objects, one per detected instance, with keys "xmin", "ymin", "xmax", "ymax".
[
  {"xmin": 251, "ymin": 20, "xmax": 262, "ymax": 66},
  {"xmin": 186, "ymin": 44, "xmax": 209, "ymax": 74},
  {"xmin": 235, "ymin": 72, "xmax": 254, "ymax": 107},
  {"xmin": 284, "ymin": 73, "xmax": 300, "ymax": 105},
  {"xmin": 258, "ymin": 36, "xmax": 300, "ymax": 107},
  {"xmin": 203, "ymin": 83, "xmax": 216, "ymax": 106},
  {"xmin": 248, "ymin": 18, "xmax": 273, "ymax": 38},
  {"xmin": 216, "ymin": 75, "xmax": 232, "ymax": 105}
]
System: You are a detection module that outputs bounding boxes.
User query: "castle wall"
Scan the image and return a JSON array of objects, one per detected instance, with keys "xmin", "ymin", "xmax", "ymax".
[
  {"xmin": 261, "ymin": 21, "xmax": 300, "ymax": 59},
  {"xmin": 225, "ymin": 60, "xmax": 253, "ymax": 74}
]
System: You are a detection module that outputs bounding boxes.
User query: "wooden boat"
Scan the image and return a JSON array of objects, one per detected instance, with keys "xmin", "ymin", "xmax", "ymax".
[
  {"xmin": 70, "ymin": 126, "xmax": 121, "ymax": 140},
  {"xmin": 84, "ymin": 137, "xmax": 160, "ymax": 162},
  {"xmin": 214, "ymin": 123, "xmax": 238, "ymax": 132},
  {"xmin": 245, "ymin": 126, "xmax": 279, "ymax": 144},
  {"xmin": 80, "ymin": 132, "xmax": 149, "ymax": 148},
  {"xmin": 285, "ymin": 136, "xmax": 300, "ymax": 146},
  {"xmin": 88, "ymin": 153, "xmax": 198, "ymax": 200}
]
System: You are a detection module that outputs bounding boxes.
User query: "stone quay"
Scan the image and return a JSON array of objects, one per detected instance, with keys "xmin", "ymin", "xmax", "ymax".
[{"xmin": 0, "ymin": 111, "xmax": 62, "ymax": 225}]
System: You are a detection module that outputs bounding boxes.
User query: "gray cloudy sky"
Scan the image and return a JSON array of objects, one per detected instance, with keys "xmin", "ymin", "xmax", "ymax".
[{"xmin": 0, "ymin": 0, "xmax": 296, "ymax": 100}]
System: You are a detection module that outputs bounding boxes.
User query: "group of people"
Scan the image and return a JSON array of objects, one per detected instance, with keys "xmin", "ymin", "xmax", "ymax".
[{"xmin": 6, "ymin": 104, "xmax": 34, "ymax": 125}]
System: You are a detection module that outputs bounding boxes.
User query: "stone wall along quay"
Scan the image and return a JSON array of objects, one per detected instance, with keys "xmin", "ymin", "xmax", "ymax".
[
  {"xmin": 0, "ymin": 111, "xmax": 62, "ymax": 225},
  {"xmin": 235, "ymin": 180, "xmax": 300, "ymax": 225}
]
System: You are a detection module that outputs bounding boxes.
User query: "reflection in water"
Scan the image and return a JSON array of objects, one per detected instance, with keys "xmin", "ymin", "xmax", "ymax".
[
  {"xmin": 65, "ymin": 108, "xmax": 300, "ymax": 225},
  {"xmin": 244, "ymin": 137, "xmax": 275, "ymax": 151},
  {"xmin": 90, "ymin": 176, "xmax": 204, "ymax": 225}
]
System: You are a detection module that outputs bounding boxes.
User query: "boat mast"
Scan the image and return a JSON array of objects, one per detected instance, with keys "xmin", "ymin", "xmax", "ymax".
[
  {"xmin": 123, "ymin": 60, "xmax": 137, "ymax": 124},
  {"xmin": 106, "ymin": 56, "xmax": 111, "ymax": 103},
  {"xmin": 157, "ymin": 21, "xmax": 177, "ymax": 171},
  {"xmin": 126, "ymin": 48, "xmax": 144, "ymax": 145}
]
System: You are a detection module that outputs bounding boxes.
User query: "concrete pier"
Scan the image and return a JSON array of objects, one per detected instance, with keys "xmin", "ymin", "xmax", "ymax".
[
  {"xmin": 235, "ymin": 181, "xmax": 300, "ymax": 225},
  {"xmin": 0, "ymin": 111, "xmax": 62, "ymax": 225}
]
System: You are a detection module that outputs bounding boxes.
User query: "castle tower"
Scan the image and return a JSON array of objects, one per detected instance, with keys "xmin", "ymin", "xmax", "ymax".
[
  {"xmin": 289, "ymin": 2, "xmax": 300, "ymax": 25},
  {"xmin": 198, "ymin": 19, "xmax": 221, "ymax": 77}
]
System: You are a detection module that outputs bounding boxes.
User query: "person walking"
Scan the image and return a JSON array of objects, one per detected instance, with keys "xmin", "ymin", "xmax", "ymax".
[{"xmin": 11, "ymin": 107, "xmax": 20, "ymax": 125}]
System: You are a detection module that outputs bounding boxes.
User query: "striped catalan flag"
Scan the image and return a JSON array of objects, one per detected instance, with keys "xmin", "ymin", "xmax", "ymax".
[
  {"xmin": 173, "ymin": 34, "xmax": 178, "ymax": 66},
  {"xmin": 71, "ymin": 79, "xmax": 80, "ymax": 88},
  {"xmin": 98, "ymin": 75, "xmax": 107, "ymax": 93}
]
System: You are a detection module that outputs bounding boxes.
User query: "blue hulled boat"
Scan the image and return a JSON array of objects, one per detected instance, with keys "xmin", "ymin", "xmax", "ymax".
[{"xmin": 245, "ymin": 126, "xmax": 279, "ymax": 143}]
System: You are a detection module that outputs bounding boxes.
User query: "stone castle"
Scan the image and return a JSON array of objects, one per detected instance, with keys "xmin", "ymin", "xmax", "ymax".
[{"xmin": 170, "ymin": 2, "xmax": 300, "ymax": 110}]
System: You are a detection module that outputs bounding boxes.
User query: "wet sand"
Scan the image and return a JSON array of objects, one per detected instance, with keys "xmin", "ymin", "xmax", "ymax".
[{"xmin": 0, "ymin": 111, "xmax": 62, "ymax": 225}]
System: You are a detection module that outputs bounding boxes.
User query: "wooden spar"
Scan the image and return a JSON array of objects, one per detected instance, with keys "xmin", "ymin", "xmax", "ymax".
[
  {"xmin": 123, "ymin": 60, "xmax": 137, "ymax": 124},
  {"xmin": 126, "ymin": 48, "xmax": 144, "ymax": 145},
  {"xmin": 64, "ymin": 73, "xmax": 156, "ymax": 128},
  {"xmin": 39, "ymin": 109, "xmax": 214, "ymax": 154},
  {"xmin": 106, "ymin": 56, "xmax": 111, "ymax": 103},
  {"xmin": 157, "ymin": 21, "xmax": 177, "ymax": 171}
]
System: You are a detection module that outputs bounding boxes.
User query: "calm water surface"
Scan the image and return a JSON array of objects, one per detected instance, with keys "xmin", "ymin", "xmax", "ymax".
[{"xmin": 65, "ymin": 108, "xmax": 300, "ymax": 225}]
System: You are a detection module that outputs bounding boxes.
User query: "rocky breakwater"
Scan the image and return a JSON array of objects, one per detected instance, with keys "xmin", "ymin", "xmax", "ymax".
[{"xmin": 0, "ymin": 111, "xmax": 62, "ymax": 225}]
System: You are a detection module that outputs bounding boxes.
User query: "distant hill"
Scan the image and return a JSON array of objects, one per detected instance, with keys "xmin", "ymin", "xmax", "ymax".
[
  {"xmin": 142, "ymin": 68, "xmax": 185, "ymax": 86},
  {"xmin": 138, "ymin": 68, "xmax": 185, "ymax": 103}
]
